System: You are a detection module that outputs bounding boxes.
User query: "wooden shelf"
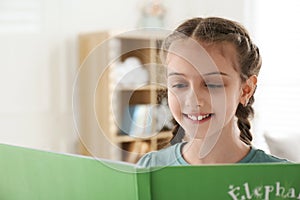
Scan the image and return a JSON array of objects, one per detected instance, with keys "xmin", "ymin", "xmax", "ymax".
[
  {"xmin": 115, "ymin": 84, "xmax": 166, "ymax": 92},
  {"xmin": 113, "ymin": 131, "xmax": 172, "ymax": 143},
  {"xmin": 78, "ymin": 30, "xmax": 172, "ymax": 162}
]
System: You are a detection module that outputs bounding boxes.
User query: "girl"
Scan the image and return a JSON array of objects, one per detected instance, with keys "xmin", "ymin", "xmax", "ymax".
[{"xmin": 137, "ymin": 17, "xmax": 288, "ymax": 167}]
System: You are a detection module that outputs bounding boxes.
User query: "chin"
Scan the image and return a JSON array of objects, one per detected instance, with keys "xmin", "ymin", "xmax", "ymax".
[
  {"xmin": 187, "ymin": 129, "xmax": 223, "ymax": 141},
  {"xmin": 185, "ymin": 131, "xmax": 207, "ymax": 140}
]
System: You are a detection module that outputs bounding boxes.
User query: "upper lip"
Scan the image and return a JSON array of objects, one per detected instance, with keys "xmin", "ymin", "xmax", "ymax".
[
  {"xmin": 183, "ymin": 113, "xmax": 213, "ymax": 121},
  {"xmin": 183, "ymin": 112, "xmax": 211, "ymax": 116}
]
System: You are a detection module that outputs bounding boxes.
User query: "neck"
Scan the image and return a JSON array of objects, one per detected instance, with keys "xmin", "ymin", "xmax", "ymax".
[{"xmin": 182, "ymin": 123, "xmax": 250, "ymax": 164}]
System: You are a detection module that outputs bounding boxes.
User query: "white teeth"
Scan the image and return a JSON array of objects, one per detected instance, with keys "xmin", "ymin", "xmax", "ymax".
[
  {"xmin": 188, "ymin": 115, "xmax": 197, "ymax": 120},
  {"xmin": 187, "ymin": 114, "xmax": 210, "ymax": 121}
]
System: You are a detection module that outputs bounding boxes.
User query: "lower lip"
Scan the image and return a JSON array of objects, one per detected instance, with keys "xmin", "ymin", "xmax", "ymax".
[{"xmin": 184, "ymin": 114, "xmax": 213, "ymax": 124}]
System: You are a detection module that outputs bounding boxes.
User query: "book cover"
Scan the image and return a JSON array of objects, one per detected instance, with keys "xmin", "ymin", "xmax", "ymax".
[
  {"xmin": 1, "ymin": 143, "xmax": 300, "ymax": 200},
  {"xmin": 0, "ymin": 143, "xmax": 149, "ymax": 200}
]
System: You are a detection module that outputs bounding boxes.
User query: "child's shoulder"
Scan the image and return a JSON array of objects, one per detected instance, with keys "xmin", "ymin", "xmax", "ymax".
[
  {"xmin": 245, "ymin": 147, "xmax": 290, "ymax": 163},
  {"xmin": 136, "ymin": 142, "xmax": 184, "ymax": 168}
]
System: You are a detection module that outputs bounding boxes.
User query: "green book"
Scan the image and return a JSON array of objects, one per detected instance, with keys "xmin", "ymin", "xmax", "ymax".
[{"xmin": 1, "ymin": 143, "xmax": 299, "ymax": 200}]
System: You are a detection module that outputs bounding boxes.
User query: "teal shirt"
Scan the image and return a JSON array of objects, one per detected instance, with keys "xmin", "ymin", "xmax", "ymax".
[{"xmin": 136, "ymin": 142, "xmax": 289, "ymax": 168}]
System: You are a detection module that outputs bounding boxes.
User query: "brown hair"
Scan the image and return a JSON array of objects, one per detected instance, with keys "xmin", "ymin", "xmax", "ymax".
[{"xmin": 161, "ymin": 17, "xmax": 262, "ymax": 145}]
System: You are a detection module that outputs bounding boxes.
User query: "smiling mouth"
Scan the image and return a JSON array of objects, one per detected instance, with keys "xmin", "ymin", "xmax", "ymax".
[{"xmin": 184, "ymin": 113, "xmax": 213, "ymax": 121}]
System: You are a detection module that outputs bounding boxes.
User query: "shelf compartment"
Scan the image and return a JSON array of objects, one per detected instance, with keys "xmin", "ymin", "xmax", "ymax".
[{"xmin": 114, "ymin": 131, "xmax": 172, "ymax": 143}]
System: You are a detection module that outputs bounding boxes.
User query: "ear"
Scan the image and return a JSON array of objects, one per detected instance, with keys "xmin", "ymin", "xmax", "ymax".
[{"xmin": 240, "ymin": 75, "xmax": 257, "ymax": 106}]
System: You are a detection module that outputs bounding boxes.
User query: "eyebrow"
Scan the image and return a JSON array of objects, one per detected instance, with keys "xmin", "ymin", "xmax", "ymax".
[
  {"xmin": 167, "ymin": 72, "xmax": 185, "ymax": 77},
  {"xmin": 167, "ymin": 71, "xmax": 230, "ymax": 77},
  {"xmin": 203, "ymin": 71, "xmax": 230, "ymax": 76}
]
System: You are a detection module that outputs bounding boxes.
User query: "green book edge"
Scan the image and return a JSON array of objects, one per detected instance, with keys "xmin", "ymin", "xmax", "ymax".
[{"xmin": 1, "ymin": 143, "xmax": 300, "ymax": 200}]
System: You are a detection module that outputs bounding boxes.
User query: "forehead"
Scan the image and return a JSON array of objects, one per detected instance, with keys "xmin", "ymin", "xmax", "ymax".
[{"xmin": 166, "ymin": 39, "xmax": 239, "ymax": 76}]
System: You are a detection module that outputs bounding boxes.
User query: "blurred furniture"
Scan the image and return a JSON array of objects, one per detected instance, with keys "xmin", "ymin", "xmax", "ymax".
[
  {"xmin": 77, "ymin": 30, "xmax": 172, "ymax": 163},
  {"xmin": 264, "ymin": 132, "xmax": 300, "ymax": 162}
]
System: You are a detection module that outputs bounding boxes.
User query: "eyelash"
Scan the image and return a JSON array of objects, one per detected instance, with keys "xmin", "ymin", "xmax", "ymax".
[
  {"xmin": 172, "ymin": 83, "xmax": 188, "ymax": 88},
  {"xmin": 205, "ymin": 84, "xmax": 224, "ymax": 88},
  {"xmin": 171, "ymin": 83, "xmax": 224, "ymax": 89}
]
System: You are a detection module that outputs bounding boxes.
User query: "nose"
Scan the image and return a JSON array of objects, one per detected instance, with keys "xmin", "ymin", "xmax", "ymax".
[{"xmin": 185, "ymin": 87, "xmax": 206, "ymax": 108}]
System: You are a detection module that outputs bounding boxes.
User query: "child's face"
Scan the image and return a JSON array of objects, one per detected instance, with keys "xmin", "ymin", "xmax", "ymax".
[{"xmin": 166, "ymin": 39, "xmax": 243, "ymax": 140}]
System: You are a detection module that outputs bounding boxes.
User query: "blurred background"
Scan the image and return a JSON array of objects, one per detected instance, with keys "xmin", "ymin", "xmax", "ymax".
[{"xmin": 0, "ymin": 0, "xmax": 299, "ymax": 162}]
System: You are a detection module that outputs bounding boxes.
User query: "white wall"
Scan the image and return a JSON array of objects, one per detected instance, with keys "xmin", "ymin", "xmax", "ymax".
[{"xmin": 0, "ymin": 0, "xmax": 245, "ymax": 154}]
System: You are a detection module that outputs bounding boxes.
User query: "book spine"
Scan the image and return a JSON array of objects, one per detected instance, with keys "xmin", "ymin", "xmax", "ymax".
[{"xmin": 135, "ymin": 169, "xmax": 152, "ymax": 200}]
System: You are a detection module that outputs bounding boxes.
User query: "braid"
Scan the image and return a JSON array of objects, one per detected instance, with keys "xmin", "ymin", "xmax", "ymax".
[
  {"xmin": 236, "ymin": 95, "xmax": 255, "ymax": 145},
  {"xmin": 234, "ymin": 28, "xmax": 261, "ymax": 145},
  {"xmin": 170, "ymin": 120, "xmax": 185, "ymax": 145}
]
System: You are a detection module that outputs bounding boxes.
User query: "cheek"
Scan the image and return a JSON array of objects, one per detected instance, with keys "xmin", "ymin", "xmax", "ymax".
[
  {"xmin": 209, "ymin": 89, "xmax": 239, "ymax": 120},
  {"xmin": 213, "ymin": 88, "xmax": 240, "ymax": 118},
  {"xmin": 168, "ymin": 90, "xmax": 181, "ymax": 119},
  {"xmin": 210, "ymin": 93, "xmax": 227, "ymax": 122},
  {"xmin": 227, "ymin": 87, "xmax": 242, "ymax": 112}
]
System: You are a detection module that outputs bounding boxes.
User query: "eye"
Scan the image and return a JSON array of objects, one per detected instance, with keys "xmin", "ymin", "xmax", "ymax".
[
  {"xmin": 205, "ymin": 83, "xmax": 224, "ymax": 88},
  {"xmin": 172, "ymin": 83, "xmax": 188, "ymax": 88}
]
